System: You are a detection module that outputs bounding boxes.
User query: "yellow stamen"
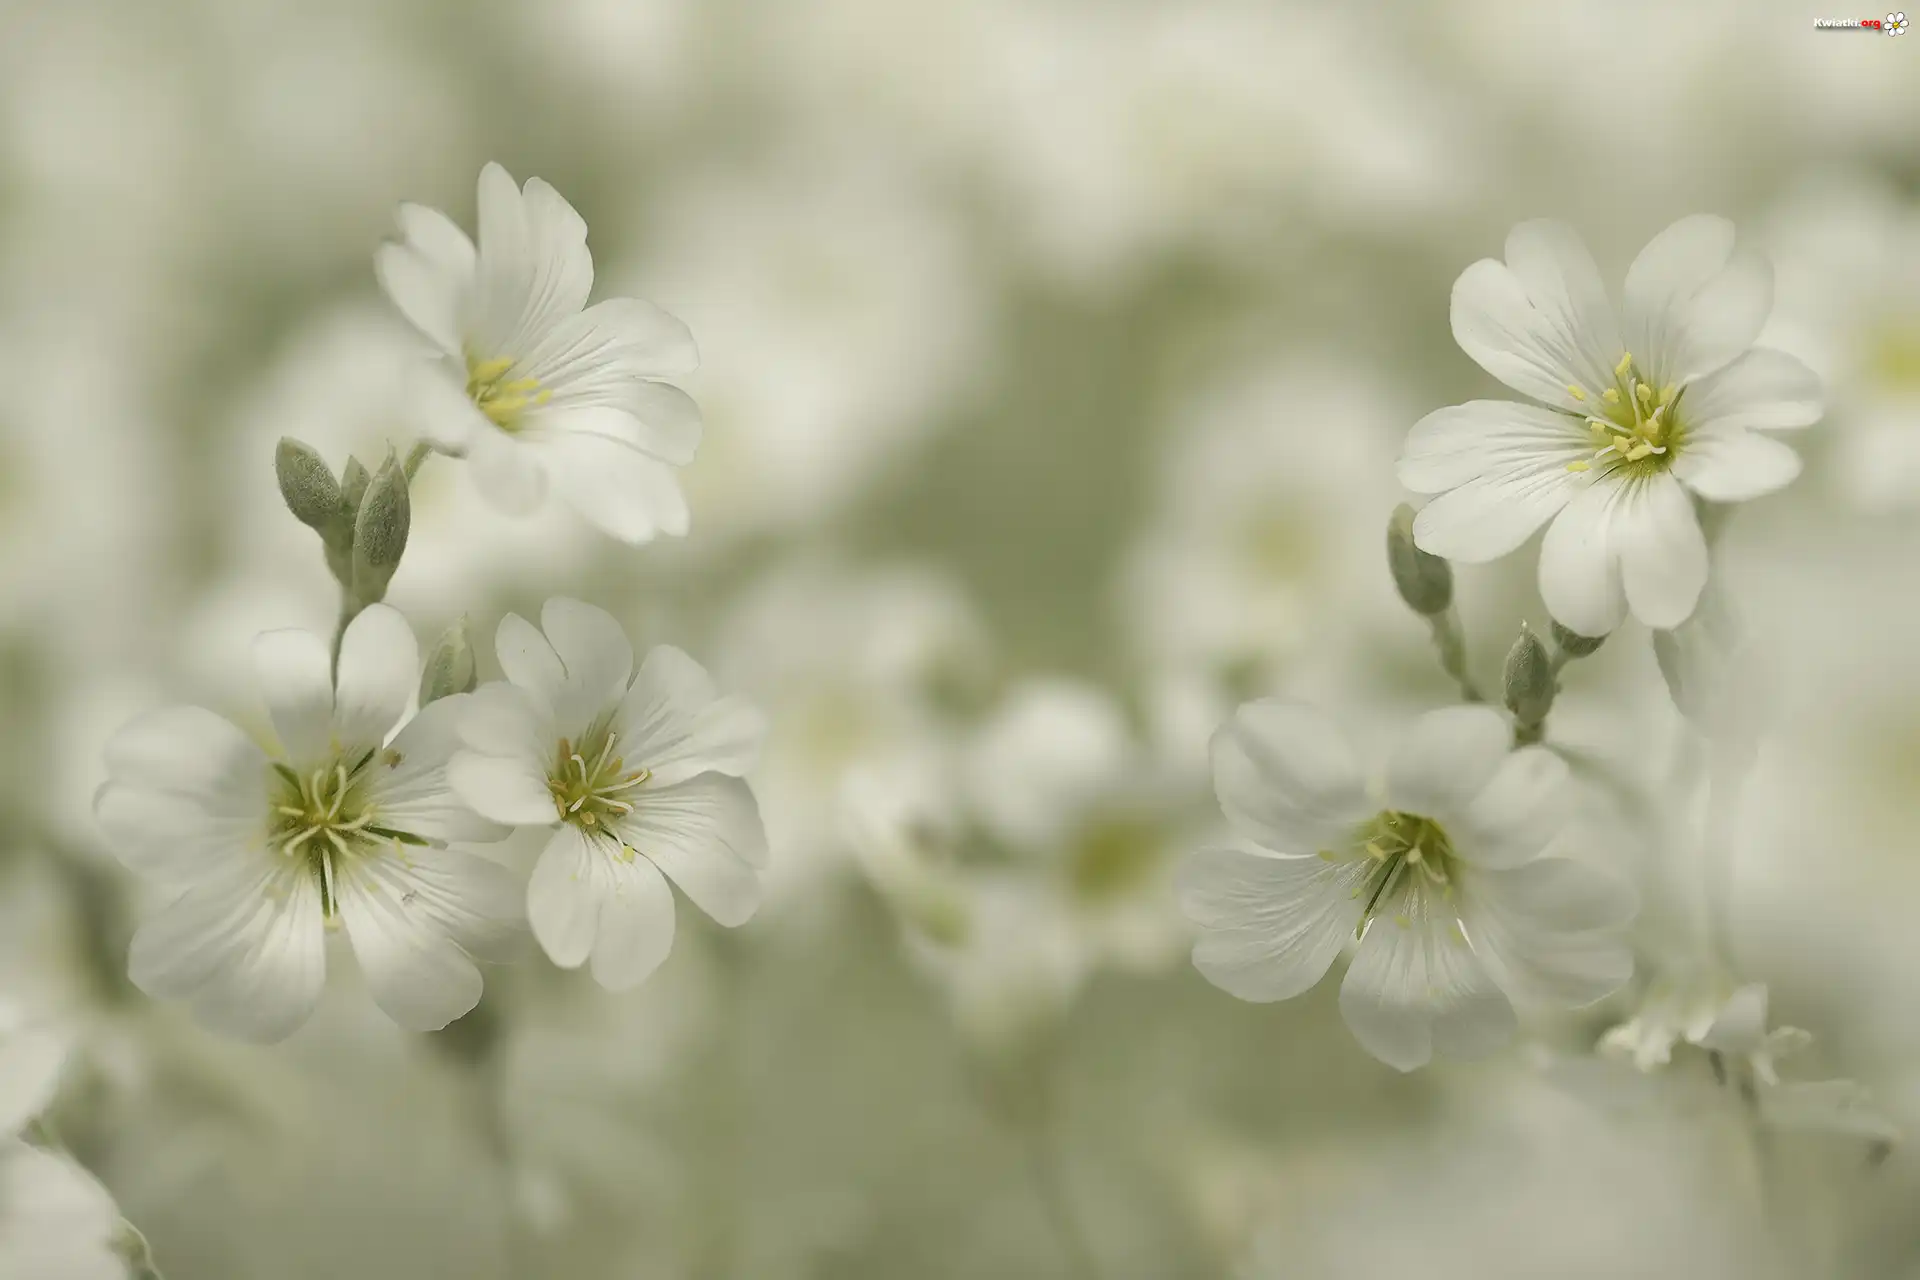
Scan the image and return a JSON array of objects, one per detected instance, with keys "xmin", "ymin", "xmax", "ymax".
[
  {"xmin": 1601, "ymin": 387, "xmax": 1621, "ymax": 404},
  {"xmin": 1614, "ymin": 351, "xmax": 1634, "ymax": 378},
  {"xmin": 1566, "ymin": 385, "xmax": 1586, "ymax": 401},
  {"xmin": 1566, "ymin": 460, "xmax": 1590, "ymax": 472}
]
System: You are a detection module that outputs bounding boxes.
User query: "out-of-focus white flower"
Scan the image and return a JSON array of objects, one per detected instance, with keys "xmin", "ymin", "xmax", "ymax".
[
  {"xmin": 1760, "ymin": 174, "xmax": 1920, "ymax": 509},
  {"xmin": 96, "ymin": 605, "xmax": 522, "ymax": 1040},
  {"xmin": 1400, "ymin": 217, "xmax": 1821, "ymax": 635},
  {"xmin": 713, "ymin": 557, "xmax": 990, "ymax": 896},
  {"xmin": 1119, "ymin": 359, "xmax": 1408, "ymax": 700},
  {"xmin": 449, "ymin": 599, "xmax": 768, "ymax": 990},
  {"xmin": 1180, "ymin": 703, "xmax": 1635, "ymax": 1072},
  {"xmin": 845, "ymin": 679, "xmax": 1200, "ymax": 1049},
  {"xmin": 1603, "ymin": 981, "xmax": 1898, "ymax": 1146},
  {"xmin": 0, "ymin": 1005, "xmax": 131, "ymax": 1278},
  {"xmin": 628, "ymin": 152, "xmax": 991, "ymax": 539},
  {"xmin": 377, "ymin": 163, "xmax": 702, "ymax": 543}
]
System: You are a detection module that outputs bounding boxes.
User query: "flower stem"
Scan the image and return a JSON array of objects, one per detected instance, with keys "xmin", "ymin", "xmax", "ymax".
[
  {"xmin": 1427, "ymin": 607, "xmax": 1483, "ymax": 703},
  {"xmin": 403, "ymin": 440, "xmax": 433, "ymax": 482}
]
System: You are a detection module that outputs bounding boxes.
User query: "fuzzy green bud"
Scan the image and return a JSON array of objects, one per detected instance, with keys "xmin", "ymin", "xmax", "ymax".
[
  {"xmin": 1503, "ymin": 626, "xmax": 1557, "ymax": 731},
  {"xmin": 419, "ymin": 616, "xmax": 477, "ymax": 706},
  {"xmin": 1551, "ymin": 621, "xmax": 1607, "ymax": 658},
  {"xmin": 351, "ymin": 455, "xmax": 411, "ymax": 604},
  {"xmin": 275, "ymin": 438, "xmax": 343, "ymax": 536},
  {"xmin": 339, "ymin": 457, "xmax": 372, "ymax": 520},
  {"xmin": 1387, "ymin": 504, "xmax": 1453, "ymax": 616}
]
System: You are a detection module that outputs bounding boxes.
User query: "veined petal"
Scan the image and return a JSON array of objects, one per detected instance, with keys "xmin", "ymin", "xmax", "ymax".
[
  {"xmin": 1209, "ymin": 701, "xmax": 1371, "ymax": 854},
  {"xmin": 456, "ymin": 680, "xmax": 553, "ymax": 762},
  {"xmin": 128, "ymin": 860, "xmax": 327, "ymax": 1043},
  {"xmin": 369, "ymin": 695, "xmax": 512, "ymax": 844},
  {"xmin": 471, "ymin": 165, "xmax": 593, "ymax": 361},
  {"xmin": 1461, "ymin": 858, "xmax": 1635, "ymax": 1007},
  {"xmin": 1397, "ymin": 400, "xmax": 1588, "ymax": 494},
  {"xmin": 1672, "ymin": 426, "xmax": 1803, "ymax": 503},
  {"xmin": 588, "ymin": 849, "xmax": 677, "ymax": 991},
  {"xmin": 524, "ymin": 393, "xmax": 701, "ymax": 468},
  {"xmin": 100, "ymin": 706, "xmax": 269, "ymax": 810},
  {"xmin": 1624, "ymin": 215, "xmax": 1772, "ymax": 387},
  {"xmin": 1383, "ymin": 705, "xmax": 1511, "ymax": 820},
  {"xmin": 467, "ymin": 427, "xmax": 549, "ymax": 517},
  {"xmin": 1178, "ymin": 847, "xmax": 1367, "ymax": 1002},
  {"xmin": 375, "ymin": 203, "xmax": 475, "ymax": 358},
  {"xmin": 1682, "ymin": 347, "xmax": 1823, "ymax": 433},
  {"xmin": 447, "ymin": 750, "xmax": 559, "ymax": 828},
  {"xmin": 616, "ymin": 773, "xmax": 767, "ymax": 926},
  {"xmin": 337, "ymin": 845, "xmax": 523, "ymax": 1031},
  {"xmin": 1451, "ymin": 229, "xmax": 1620, "ymax": 413},
  {"xmin": 1451, "ymin": 746, "xmax": 1570, "ymax": 870},
  {"xmin": 1615, "ymin": 472, "xmax": 1709, "ymax": 630},
  {"xmin": 1538, "ymin": 477, "xmax": 1629, "ymax": 639},
  {"xmin": 1339, "ymin": 907, "xmax": 1516, "ymax": 1072},
  {"xmin": 253, "ymin": 628, "xmax": 335, "ymax": 769},
  {"xmin": 540, "ymin": 597, "xmax": 634, "ymax": 711},
  {"xmin": 95, "ymin": 783, "xmax": 268, "ymax": 884},
  {"xmin": 614, "ymin": 646, "xmax": 767, "ymax": 787},
  {"xmin": 494, "ymin": 611, "xmax": 568, "ymax": 709},
  {"xmin": 526, "ymin": 825, "xmax": 603, "ymax": 968},
  {"xmin": 404, "ymin": 360, "xmax": 490, "ymax": 451},
  {"xmin": 538, "ymin": 429, "xmax": 691, "ymax": 544},
  {"xmin": 333, "ymin": 604, "xmax": 418, "ymax": 756},
  {"xmin": 520, "ymin": 296, "xmax": 699, "ymax": 386}
]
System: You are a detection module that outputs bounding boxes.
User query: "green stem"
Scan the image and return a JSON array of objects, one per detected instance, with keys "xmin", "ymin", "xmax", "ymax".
[
  {"xmin": 403, "ymin": 440, "xmax": 433, "ymax": 482},
  {"xmin": 329, "ymin": 595, "xmax": 360, "ymax": 683}
]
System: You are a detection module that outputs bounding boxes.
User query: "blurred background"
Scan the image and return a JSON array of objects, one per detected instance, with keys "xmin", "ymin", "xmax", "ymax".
[{"xmin": 4, "ymin": 0, "xmax": 1920, "ymax": 1275}]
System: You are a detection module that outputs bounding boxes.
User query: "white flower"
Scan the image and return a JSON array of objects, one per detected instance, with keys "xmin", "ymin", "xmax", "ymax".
[
  {"xmin": 448, "ymin": 599, "xmax": 769, "ymax": 990},
  {"xmin": 376, "ymin": 162, "xmax": 702, "ymax": 543},
  {"xmin": 1178, "ymin": 702, "xmax": 1635, "ymax": 1071},
  {"xmin": 95, "ymin": 605, "xmax": 523, "ymax": 1040},
  {"xmin": 0, "ymin": 1006, "xmax": 132, "ymax": 1278},
  {"xmin": 1399, "ymin": 217, "xmax": 1822, "ymax": 635}
]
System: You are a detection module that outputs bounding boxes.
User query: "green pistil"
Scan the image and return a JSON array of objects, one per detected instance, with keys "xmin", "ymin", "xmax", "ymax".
[
  {"xmin": 548, "ymin": 728, "xmax": 652, "ymax": 836},
  {"xmin": 1326, "ymin": 810, "xmax": 1457, "ymax": 938},
  {"xmin": 268, "ymin": 749, "xmax": 388, "ymax": 923}
]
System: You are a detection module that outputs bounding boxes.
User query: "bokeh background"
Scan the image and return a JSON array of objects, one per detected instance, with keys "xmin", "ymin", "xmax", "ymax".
[{"xmin": 5, "ymin": 0, "xmax": 1920, "ymax": 1275}]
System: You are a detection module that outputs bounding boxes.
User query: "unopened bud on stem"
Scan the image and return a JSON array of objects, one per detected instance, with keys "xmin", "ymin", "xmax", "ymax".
[
  {"xmin": 1551, "ymin": 621, "xmax": 1606, "ymax": 658},
  {"xmin": 1504, "ymin": 626, "xmax": 1557, "ymax": 739},
  {"xmin": 275, "ymin": 438, "xmax": 343, "ymax": 536},
  {"xmin": 351, "ymin": 454, "xmax": 411, "ymax": 605},
  {"xmin": 1387, "ymin": 504, "xmax": 1453, "ymax": 617},
  {"xmin": 419, "ymin": 616, "xmax": 478, "ymax": 706}
]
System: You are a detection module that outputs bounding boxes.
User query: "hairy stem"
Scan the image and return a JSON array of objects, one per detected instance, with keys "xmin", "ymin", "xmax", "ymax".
[{"xmin": 1428, "ymin": 608, "xmax": 1483, "ymax": 703}]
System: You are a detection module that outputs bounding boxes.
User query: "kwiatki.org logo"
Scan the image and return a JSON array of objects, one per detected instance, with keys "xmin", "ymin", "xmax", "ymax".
[{"xmin": 1814, "ymin": 11, "xmax": 1907, "ymax": 30}]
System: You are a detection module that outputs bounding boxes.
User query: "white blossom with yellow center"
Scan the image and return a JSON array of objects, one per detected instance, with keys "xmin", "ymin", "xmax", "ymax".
[
  {"xmin": 1398, "ymin": 216, "xmax": 1823, "ymax": 635},
  {"xmin": 377, "ymin": 162, "xmax": 704, "ymax": 543},
  {"xmin": 1178, "ymin": 702, "xmax": 1635, "ymax": 1072}
]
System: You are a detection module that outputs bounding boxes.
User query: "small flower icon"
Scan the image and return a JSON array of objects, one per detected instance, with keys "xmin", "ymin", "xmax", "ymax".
[{"xmin": 1889, "ymin": 11, "xmax": 1908, "ymax": 34}]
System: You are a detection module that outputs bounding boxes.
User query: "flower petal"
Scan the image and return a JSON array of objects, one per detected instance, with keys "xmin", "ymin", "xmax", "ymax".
[
  {"xmin": 100, "ymin": 706, "xmax": 268, "ymax": 808},
  {"xmin": 526, "ymin": 825, "xmax": 603, "ymax": 968},
  {"xmin": 1450, "ymin": 746, "xmax": 1570, "ymax": 869},
  {"xmin": 1397, "ymin": 399, "xmax": 1588, "ymax": 494},
  {"xmin": 375, "ymin": 202, "xmax": 475, "ymax": 357},
  {"xmin": 527, "ymin": 393, "xmax": 700, "ymax": 470},
  {"xmin": 1672, "ymin": 426, "xmax": 1803, "ymax": 503},
  {"xmin": 0, "ymin": 1021, "xmax": 67, "ymax": 1137},
  {"xmin": 1615, "ymin": 471, "xmax": 1709, "ymax": 630},
  {"xmin": 538, "ymin": 428, "xmax": 691, "ymax": 544},
  {"xmin": 1461, "ymin": 858, "xmax": 1635, "ymax": 1007},
  {"xmin": 1178, "ymin": 846, "xmax": 1367, "ymax": 1002},
  {"xmin": 337, "ymin": 845, "xmax": 522, "ymax": 1031},
  {"xmin": 333, "ymin": 604, "xmax": 418, "ymax": 755},
  {"xmin": 522, "ymin": 296, "xmax": 699, "ymax": 385},
  {"xmin": 1450, "ymin": 221, "xmax": 1622, "ymax": 412},
  {"xmin": 95, "ymin": 783, "xmax": 268, "ymax": 884},
  {"xmin": 253, "ymin": 628, "xmax": 335, "ymax": 769},
  {"xmin": 128, "ymin": 861, "xmax": 327, "ymax": 1043},
  {"xmin": 617, "ymin": 773, "xmax": 767, "ymax": 926},
  {"xmin": 1538, "ymin": 478, "xmax": 1629, "ymax": 639},
  {"xmin": 471, "ymin": 165, "xmax": 593, "ymax": 361},
  {"xmin": 370, "ymin": 694, "xmax": 512, "ymax": 844},
  {"xmin": 614, "ymin": 646, "xmax": 766, "ymax": 787},
  {"xmin": 1682, "ymin": 347, "xmax": 1822, "ymax": 433},
  {"xmin": 540, "ymin": 596, "xmax": 634, "ymax": 712},
  {"xmin": 588, "ymin": 851, "xmax": 677, "ymax": 991},
  {"xmin": 494, "ymin": 611, "xmax": 566, "ymax": 706},
  {"xmin": 1209, "ymin": 701, "xmax": 1371, "ymax": 854},
  {"xmin": 1623, "ymin": 215, "xmax": 1771, "ymax": 387},
  {"xmin": 467, "ymin": 427, "xmax": 549, "ymax": 517},
  {"xmin": 1383, "ymin": 705, "xmax": 1511, "ymax": 819},
  {"xmin": 447, "ymin": 750, "xmax": 559, "ymax": 828},
  {"xmin": 1339, "ymin": 910, "xmax": 1515, "ymax": 1072},
  {"xmin": 456, "ymin": 680, "xmax": 553, "ymax": 761}
]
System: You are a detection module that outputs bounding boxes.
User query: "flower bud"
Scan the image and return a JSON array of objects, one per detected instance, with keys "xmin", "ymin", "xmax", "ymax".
[
  {"xmin": 1503, "ymin": 626, "xmax": 1556, "ymax": 727},
  {"xmin": 275, "ymin": 438, "xmax": 343, "ymax": 536},
  {"xmin": 340, "ymin": 457, "xmax": 372, "ymax": 520},
  {"xmin": 351, "ymin": 455, "xmax": 411, "ymax": 604},
  {"xmin": 1551, "ymin": 621, "xmax": 1607, "ymax": 658},
  {"xmin": 1386, "ymin": 504, "xmax": 1452, "ymax": 616},
  {"xmin": 419, "ymin": 616, "xmax": 477, "ymax": 706}
]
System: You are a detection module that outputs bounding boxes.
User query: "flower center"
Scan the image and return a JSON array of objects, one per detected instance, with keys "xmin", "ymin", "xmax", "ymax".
[
  {"xmin": 465, "ymin": 352, "xmax": 549, "ymax": 431},
  {"xmin": 1326, "ymin": 809, "xmax": 1458, "ymax": 938},
  {"xmin": 1868, "ymin": 323, "xmax": 1920, "ymax": 391},
  {"xmin": 1564, "ymin": 351, "xmax": 1685, "ymax": 474},
  {"xmin": 270, "ymin": 749, "xmax": 421, "ymax": 924},
  {"xmin": 548, "ymin": 728, "xmax": 652, "ymax": 844},
  {"xmin": 1067, "ymin": 815, "xmax": 1164, "ymax": 904}
]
